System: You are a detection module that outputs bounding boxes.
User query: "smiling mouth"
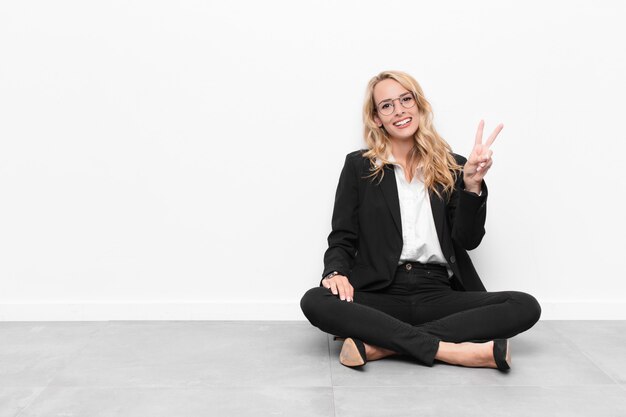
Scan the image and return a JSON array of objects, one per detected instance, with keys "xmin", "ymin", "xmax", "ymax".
[{"xmin": 393, "ymin": 117, "xmax": 412, "ymax": 127}]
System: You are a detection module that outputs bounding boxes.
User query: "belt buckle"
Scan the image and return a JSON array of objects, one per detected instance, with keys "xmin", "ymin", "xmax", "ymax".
[{"xmin": 405, "ymin": 263, "xmax": 412, "ymax": 271}]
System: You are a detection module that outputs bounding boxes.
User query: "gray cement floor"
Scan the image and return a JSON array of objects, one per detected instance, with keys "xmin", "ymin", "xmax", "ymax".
[{"xmin": 1, "ymin": 320, "xmax": 625, "ymax": 416}]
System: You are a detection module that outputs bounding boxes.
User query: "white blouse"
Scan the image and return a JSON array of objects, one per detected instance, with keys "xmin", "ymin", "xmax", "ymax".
[{"xmin": 386, "ymin": 153, "xmax": 453, "ymax": 278}]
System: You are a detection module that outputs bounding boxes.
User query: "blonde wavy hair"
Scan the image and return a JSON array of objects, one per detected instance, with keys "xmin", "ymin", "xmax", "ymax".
[{"xmin": 362, "ymin": 70, "xmax": 462, "ymax": 199}]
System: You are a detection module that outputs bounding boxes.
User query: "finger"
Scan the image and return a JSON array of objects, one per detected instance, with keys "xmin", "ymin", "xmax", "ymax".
[
  {"xmin": 342, "ymin": 284, "xmax": 352, "ymax": 302},
  {"xmin": 476, "ymin": 158, "xmax": 490, "ymax": 172},
  {"xmin": 476, "ymin": 159, "xmax": 493, "ymax": 171},
  {"xmin": 476, "ymin": 158, "xmax": 489, "ymax": 172},
  {"xmin": 478, "ymin": 155, "xmax": 491, "ymax": 166},
  {"xmin": 342, "ymin": 282, "xmax": 353, "ymax": 302},
  {"xmin": 479, "ymin": 151, "xmax": 493, "ymax": 163},
  {"xmin": 476, "ymin": 156, "xmax": 488, "ymax": 170},
  {"xmin": 466, "ymin": 152, "xmax": 482, "ymax": 168},
  {"xmin": 329, "ymin": 281, "xmax": 338, "ymax": 295},
  {"xmin": 337, "ymin": 282, "xmax": 347, "ymax": 301},
  {"xmin": 348, "ymin": 286, "xmax": 354, "ymax": 302},
  {"xmin": 475, "ymin": 119, "xmax": 485, "ymax": 146},
  {"xmin": 476, "ymin": 159, "xmax": 493, "ymax": 175},
  {"xmin": 485, "ymin": 123, "xmax": 503, "ymax": 148},
  {"xmin": 470, "ymin": 145, "xmax": 483, "ymax": 162}
]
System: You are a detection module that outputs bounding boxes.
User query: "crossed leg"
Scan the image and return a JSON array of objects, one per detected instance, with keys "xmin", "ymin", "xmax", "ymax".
[{"xmin": 300, "ymin": 286, "xmax": 541, "ymax": 367}]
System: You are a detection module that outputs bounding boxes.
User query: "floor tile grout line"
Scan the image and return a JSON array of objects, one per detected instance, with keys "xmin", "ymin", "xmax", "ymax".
[
  {"xmin": 327, "ymin": 335, "xmax": 337, "ymax": 417},
  {"xmin": 545, "ymin": 321, "xmax": 623, "ymax": 387},
  {"xmin": 330, "ymin": 383, "xmax": 623, "ymax": 388}
]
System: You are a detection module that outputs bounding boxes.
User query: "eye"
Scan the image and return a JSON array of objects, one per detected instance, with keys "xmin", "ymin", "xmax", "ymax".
[
  {"xmin": 402, "ymin": 96, "xmax": 413, "ymax": 102},
  {"xmin": 381, "ymin": 103, "xmax": 391, "ymax": 109}
]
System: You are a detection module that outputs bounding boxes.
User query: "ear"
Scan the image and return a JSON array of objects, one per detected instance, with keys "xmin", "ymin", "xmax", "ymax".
[{"xmin": 373, "ymin": 113, "xmax": 382, "ymax": 127}]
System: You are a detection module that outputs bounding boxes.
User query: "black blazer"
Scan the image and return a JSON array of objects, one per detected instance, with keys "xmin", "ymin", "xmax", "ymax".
[{"xmin": 321, "ymin": 149, "xmax": 489, "ymax": 292}]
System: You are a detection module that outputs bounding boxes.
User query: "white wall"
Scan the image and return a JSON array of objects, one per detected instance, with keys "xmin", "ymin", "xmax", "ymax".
[{"xmin": 1, "ymin": 0, "xmax": 624, "ymax": 320}]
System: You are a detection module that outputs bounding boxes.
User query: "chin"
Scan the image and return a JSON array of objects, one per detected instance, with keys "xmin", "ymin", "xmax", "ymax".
[{"xmin": 393, "ymin": 128, "xmax": 418, "ymax": 140}]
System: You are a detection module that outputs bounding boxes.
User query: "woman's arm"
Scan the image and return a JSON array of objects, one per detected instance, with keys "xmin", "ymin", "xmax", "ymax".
[
  {"xmin": 321, "ymin": 153, "xmax": 360, "ymax": 286},
  {"xmin": 447, "ymin": 157, "xmax": 488, "ymax": 250},
  {"xmin": 448, "ymin": 120, "xmax": 502, "ymax": 250}
]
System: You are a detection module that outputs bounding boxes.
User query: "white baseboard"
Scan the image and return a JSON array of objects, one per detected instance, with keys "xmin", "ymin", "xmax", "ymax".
[{"xmin": 1, "ymin": 300, "xmax": 626, "ymax": 321}]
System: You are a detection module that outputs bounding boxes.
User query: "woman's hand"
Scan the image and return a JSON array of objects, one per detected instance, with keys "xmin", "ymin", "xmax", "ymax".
[
  {"xmin": 463, "ymin": 120, "xmax": 503, "ymax": 194},
  {"xmin": 322, "ymin": 274, "xmax": 354, "ymax": 302}
]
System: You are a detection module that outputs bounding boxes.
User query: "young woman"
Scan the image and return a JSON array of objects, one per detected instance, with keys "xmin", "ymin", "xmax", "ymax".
[{"xmin": 300, "ymin": 70, "xmax": 541, "ymax": 370}]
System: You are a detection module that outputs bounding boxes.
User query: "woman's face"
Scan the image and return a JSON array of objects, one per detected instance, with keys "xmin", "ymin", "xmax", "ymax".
[{"xmin": 372, "ymin": 79, "xmax": 420, "ymax": 141}]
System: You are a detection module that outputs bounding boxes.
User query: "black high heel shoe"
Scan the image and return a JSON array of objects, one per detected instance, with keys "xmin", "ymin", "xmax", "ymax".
[
  {"xmin": 493, "ymin": 339, "xmax": 511, "ymax": 371},
  {"xmin": 339, "ymin": 337, "xmax": 367, "ymax": 367}
]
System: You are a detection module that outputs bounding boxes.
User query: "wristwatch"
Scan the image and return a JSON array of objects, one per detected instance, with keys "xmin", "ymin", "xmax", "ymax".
[{"xmin": 323, "ymin": 271, "xmax": 339, "ymax": 280}]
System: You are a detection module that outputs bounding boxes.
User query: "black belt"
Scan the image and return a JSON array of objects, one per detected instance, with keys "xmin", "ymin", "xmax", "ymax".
[{"xmin": 398, "ymin": 261, "xmax": 447, "ymax": 272}]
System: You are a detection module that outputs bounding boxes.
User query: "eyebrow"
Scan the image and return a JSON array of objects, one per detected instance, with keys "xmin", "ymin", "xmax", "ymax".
[{"xmin": 377, "ymin": 92, "xmax": 413, "ymax": 106}]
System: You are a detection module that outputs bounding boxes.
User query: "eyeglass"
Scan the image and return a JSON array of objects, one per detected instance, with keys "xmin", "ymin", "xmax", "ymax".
[{"xmin": 376, "ymin": 92, "xmax": 416, "ymax": 116}]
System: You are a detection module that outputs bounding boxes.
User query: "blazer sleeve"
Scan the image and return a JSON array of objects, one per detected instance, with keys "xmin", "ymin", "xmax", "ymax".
[
  {"xmin": 447, "ymin": 154, "xmax": 488, "ymax": 250},
  {"xmin": 320, "ymin": 154, "xmax": 360, "ymax": 286}
]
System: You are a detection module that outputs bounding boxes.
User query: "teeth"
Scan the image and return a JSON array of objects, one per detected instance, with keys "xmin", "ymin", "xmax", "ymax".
[{"xmin": 394, "ymin": 118, "xmax": 411, "ymax": 126}]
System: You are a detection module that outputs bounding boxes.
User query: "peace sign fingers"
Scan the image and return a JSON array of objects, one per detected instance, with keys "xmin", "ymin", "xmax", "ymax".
[
  {"xmin": 485, "ymin": 122, "xmax": 504, "ymax": 148},
  {"xmin": 465, "ymin": 120, "xmax": 503, "ymax": 192},
  {"xmin": 475, "ymin": 120, "xmax": 504, "ymax": 149},
  {"xmin": 475, "ymin": 119, "xmax": 485, "ymax": 146}
]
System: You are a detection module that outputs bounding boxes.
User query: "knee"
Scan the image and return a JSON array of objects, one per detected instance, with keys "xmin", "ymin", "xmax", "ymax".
[
  {"xmin": 510, "ymin": 291, "xmax": 542, "ymax": 329},
  {"xmin": 300, "ymin": 287, "xmax": 329, "ymax": 325}
]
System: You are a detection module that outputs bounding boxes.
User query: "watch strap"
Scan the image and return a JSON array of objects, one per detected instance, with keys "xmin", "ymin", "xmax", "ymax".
[{"xmin": 323, "ymin": 271, "xmax": 339, "ymax": 280}]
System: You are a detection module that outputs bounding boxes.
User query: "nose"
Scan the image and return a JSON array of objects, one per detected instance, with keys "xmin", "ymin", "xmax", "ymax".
[{"xmin": 392, "ymin": 98, "xmax": 405, "ymax": 115}]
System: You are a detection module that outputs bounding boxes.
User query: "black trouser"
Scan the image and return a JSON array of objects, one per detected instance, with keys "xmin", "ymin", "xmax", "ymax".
[{"xmin": 300, "ymin": 261, "xmax": 542, "ymax": 366}]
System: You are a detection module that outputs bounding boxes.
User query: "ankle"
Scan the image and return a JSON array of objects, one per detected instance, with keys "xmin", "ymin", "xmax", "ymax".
[
  {"xmin": 435, "ymin": 341, "xmax": 496, "ymax": 368},
  {"xmin": 364, "ymin": 342, "xmax": 397, "ymax": 361}
]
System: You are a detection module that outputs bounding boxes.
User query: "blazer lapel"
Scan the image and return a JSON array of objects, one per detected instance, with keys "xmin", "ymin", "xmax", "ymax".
[
  {"xmin": 429, "ymin": 185, "xmax": 446, "ymax": 249},
  {"xmin": 429, "ymin": 185, "xmax": 449, "ymax": 254},
  {"xmin": 379, "ymin": 165, "xmax": 402, "ymax": 235}
]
